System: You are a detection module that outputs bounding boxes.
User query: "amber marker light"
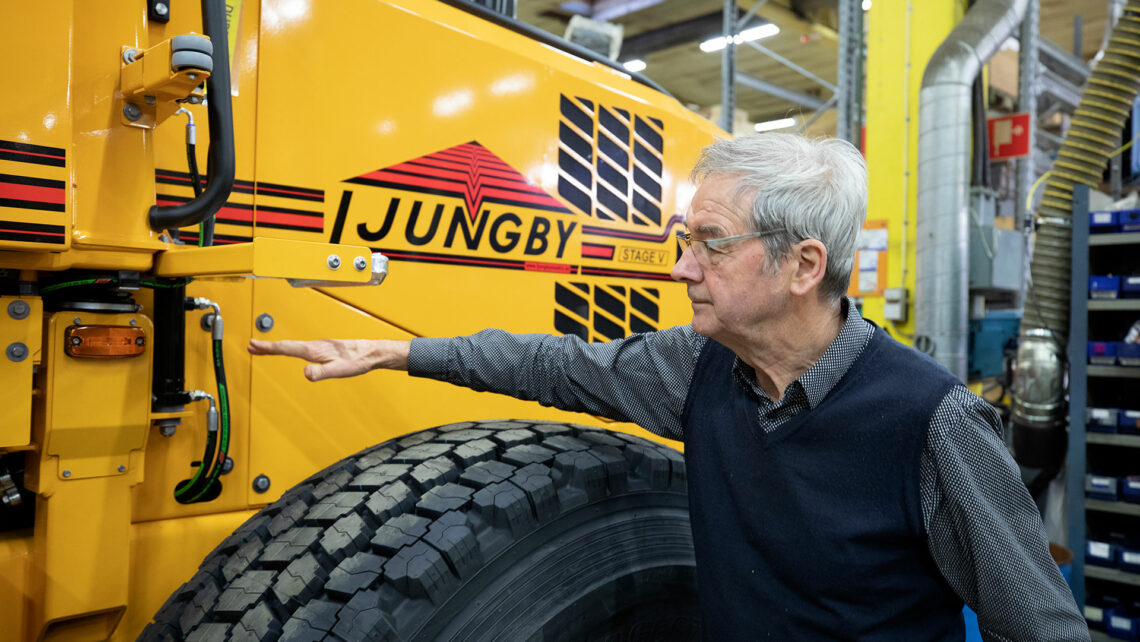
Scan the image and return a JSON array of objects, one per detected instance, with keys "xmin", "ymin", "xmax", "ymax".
[{"xmin": 64, "ymin": 325, "xmax": 146, "ymax": 359}]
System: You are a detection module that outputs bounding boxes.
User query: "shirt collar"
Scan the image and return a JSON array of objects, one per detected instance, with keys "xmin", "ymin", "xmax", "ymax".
[{"xmin": 732, "ymin": 297, "xmax": 874, "ymax": 408}]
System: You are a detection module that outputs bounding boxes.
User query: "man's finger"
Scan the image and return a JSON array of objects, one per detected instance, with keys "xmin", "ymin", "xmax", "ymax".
[
  {"xmin": 304, "ymin": 363, "xmax": 325, "ymax": 382},
  {"xmin": 249, "ymin": 339, "xmax": 319, "ymax": 360}
]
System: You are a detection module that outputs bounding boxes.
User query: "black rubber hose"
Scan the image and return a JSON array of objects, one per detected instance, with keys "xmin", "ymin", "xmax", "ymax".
[{"xmin": 148, "ymin": 0, "xmax": 235, "ymax": 231}]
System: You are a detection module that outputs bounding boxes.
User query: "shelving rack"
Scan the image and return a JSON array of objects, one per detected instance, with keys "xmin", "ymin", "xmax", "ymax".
[{"xmin": 1067, "ymin": 185, "xmax": 1140, "ymax": 632}]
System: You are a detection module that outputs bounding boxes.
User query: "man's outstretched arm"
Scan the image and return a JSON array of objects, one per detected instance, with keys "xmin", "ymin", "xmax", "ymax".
[
  {"xmin": 248, "ymin": 338, "xmax": 409, "ymax": 380},
  {"xmin": 248, "ymin": 328, "xmax": 703, "ymax": 440}
]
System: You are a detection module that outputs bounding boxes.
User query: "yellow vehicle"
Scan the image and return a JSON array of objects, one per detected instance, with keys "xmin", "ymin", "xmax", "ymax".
[{"xmin": 0, "ymin": 0, "xmax": 722, "ymax": 639}]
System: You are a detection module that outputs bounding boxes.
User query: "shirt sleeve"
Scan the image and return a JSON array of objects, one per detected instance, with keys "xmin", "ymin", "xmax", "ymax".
[
  {"xmin": 922, "ymin": 386, "xmax": 1089, "ymax": 642},
  {"xmin": 406, "ymin": 326, "xmax": 706, "ymax": 440}
]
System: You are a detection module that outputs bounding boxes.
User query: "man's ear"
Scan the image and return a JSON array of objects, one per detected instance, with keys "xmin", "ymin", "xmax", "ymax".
[{"xmin": 789, "ymin": 239, "xmax": 828, "ymax": 296}]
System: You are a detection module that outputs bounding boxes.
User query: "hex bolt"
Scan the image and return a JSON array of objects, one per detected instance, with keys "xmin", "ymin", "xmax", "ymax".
[
  {"xmin": 201, "ymin": 313, "xmax": 215, "ymax": 332},
  {"xmin": 73, "ymin": 317, "xmax": 82, "ymax": 325},
  {"xmin": 221, "ymin": 456, "xmax": 234, "ymax": 475},
  {"xmin": 154, "ymin": 2, "xmax": 169, "ymax": 16},
  {"xmin": 70, "ymin": 337, "xmax": 82, "ymax": 346},
  {"xmin": 135, "ymin": 336, "xmax": 145, "ymax": 346},
  {"xmin": 118, "ymin": 465, "xmax": 126, "ymax": 473},
  {"xmin": 255, "ymin": 313, "xmax": 274, "ymax": 332},
  {"xmin": 7, "ymin": 300, "xmax": 30, "ymax": 320},
  {"xmin": 159, "ymin": 423, "xmax": 177, "ymax": 437},
  {"xmin": 354, "ymin": 256, "xmax": 368, "ymax": 271},
  {"xmin": 129, "ymin": 318, "xmax": 137, "ymax": 326},
  {"xmin": 122, "ymin": 49, "xmax": 139, "ymax": 64},
  {"xmin": 6, "ymin": 343, "xmax": 28, "ymax": 362},
  {"xmin": 123, "ymin": 103, "xmax": 143, "ymax": 121},
  {"xmin": 327, "ymin": 255, "xmax": 341, "ymax": 270},
  {"xmin": 252, "ymin": 474, "xmax": 271, "ymax": 493},
  {"xmin": 62, "ymin": 470, "xmax": 71, "ymax": 478},
  {"xmin": 144, "ymin": 94, "xmax": 157, "ymax": 106}
]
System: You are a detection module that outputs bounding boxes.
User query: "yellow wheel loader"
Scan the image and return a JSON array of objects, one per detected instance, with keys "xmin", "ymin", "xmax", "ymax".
[{"xmin": 0, "ymin": 0, "xmax": 720, "ymax": 639}]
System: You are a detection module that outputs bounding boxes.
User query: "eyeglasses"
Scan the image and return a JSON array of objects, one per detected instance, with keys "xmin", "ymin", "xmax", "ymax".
[{"xmin": 675, "ymin": 228, "xmax": 786, "ymax": 262}]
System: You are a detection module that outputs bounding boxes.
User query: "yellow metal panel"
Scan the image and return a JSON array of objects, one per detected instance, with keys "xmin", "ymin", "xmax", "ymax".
[
  {"xmin": 0, "ymin": 2, "xmax": 72, "ymax": 253},
  {"xmin": 0, "ymin": 530, "xmax": 32, "ymax": 642},
  {"xmin": 42, "ymin": 313, "xmax": 153, "ymax": 480},
  {"xmin": 863, "ymin": 0, "xmax": 964, "ymax": 342},
  {"xmin": 152, "ymin": 236, "xmax": 373, "ymax": 281},
  {"xmin": 0, "ymin": 296, "xmax": 41, "ymax": 448},
  {"xmin": 23, "ymin": 311, "xmax": 153, "ymax": 639},
  {"xmin": 248, "ymin": 278, "xmax": 673, "ymax": 505},
  {"xmin": 69, "ymin": 2, "xmax": 167, "ymax": 253}
]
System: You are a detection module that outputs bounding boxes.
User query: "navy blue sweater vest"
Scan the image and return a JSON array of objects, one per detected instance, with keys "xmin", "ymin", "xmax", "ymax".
[{"xmin": 681, "ymin": 326, "xmax": 965, "ymax": 640}]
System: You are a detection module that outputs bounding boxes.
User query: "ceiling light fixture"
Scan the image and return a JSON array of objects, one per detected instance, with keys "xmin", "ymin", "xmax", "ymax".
[
  {"xmin": 754, "ymin": 117, "xmax": 797, "ymax": 132},
  {"xmin": 862, "ymin": 0, "xmax": 872, "ymax": 10},
  {"xmin": 699, "ymin": 23, "xmax": 780, "ymax": 53},
  {"xmin": 622, "ymin": 59, "xmax": 647, "ymax": 73}
]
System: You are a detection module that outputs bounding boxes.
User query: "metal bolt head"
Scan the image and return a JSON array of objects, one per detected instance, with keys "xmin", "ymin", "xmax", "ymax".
[
  {"xmin": 7, "ymin": 300, "xmax": 30, "ymax": 320},
  {"xmin": 122, "ymin": 48, "xmax": 139, "ymax": 64},
  {"xmin": 135, "ymin": 336, "xmax": 145, "ymax": 346},
  {"xmin": 73, "ymin": 317, "xmax": 82, "ymax": 325},
  {"xmin": 62, "ymin": 470, "xmax": 71, "ymax": 478},
  {"xmin": 154, "ymin": 2, "xmax": 169, "ymax": 16},
  {"xmin": 129, "ymin": 318, "xmax": 137, "ymax": 326},
  {"xmin": 6, "ymin": 342, "xmax": 28, "ymax": 362},
  {"xmin": 221, "ymin": 456, "xmax": 234, "ymax": 475},
  {"xmin": 252, "ymin": 474, "xmax": 271, "ymax": 493},
  {"xmin": 353, "ymin": 256, "xmax": 368, "ymax": 271},
  {"xmin": 159, "ymin": 424, "xmax": 177, "ymax": 437},
  {"xmin": 188, "ymin": 73, "xmax": 197, "ymax": 81},
  {"xmin": 255, "ymin": 313, "xmax": 274, "ymax": 332},
  {"xmin": 327, "ymin": 255, "xmax": 341, "ymax": 270},
  {"xmin": 118, "ymin": 465, "xmax": 126, "ymax": 473},
  {"xmin": 123, "ymin": 103, "xmax": 143, "ymax": 121},
  {"xmin": 70, "ymin": 336, "xmax": 82, "ymax": 346}
]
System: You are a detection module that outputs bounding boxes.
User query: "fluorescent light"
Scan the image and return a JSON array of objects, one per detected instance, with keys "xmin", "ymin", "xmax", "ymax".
[
  {"xmin": 862, "ymin": 0, "xmax": 871, "ymax": 10},
  {"xmin": 754, "ymin": 117, "xmax": 797, "ymax": 132},
  {"xmin": 699, "ymin": 23, "xmax": 780, "ymax": 53},
  {"xmin": 622, "ymin": 59, "xmax": 647, "ymax": 73}
]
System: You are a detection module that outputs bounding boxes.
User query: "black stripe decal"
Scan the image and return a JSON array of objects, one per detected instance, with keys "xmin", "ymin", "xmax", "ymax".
[
  {"xmin": 0, "ymin": 198, "xmax": 65, "ymax": 213},
  {"xmin": 596, "ymin": 182, "xmax": 627, "ymax": 219},
  {"xmin": 593, "ymin": 312, "xmax": 624, "ymax": 341},
  {"xmin": 580, "ymin": 266, "xmax": 673, "ymax": 281},
  {"xmin": 634, "ymin": 166, "xmax": 661, "ymax": 201},
  {"xmin": 0, "ymin": 173, "xmax": 65, "ymax": 188},
  {"xmin": 598, "ymin": 133, "xmax": 629, "ymax": 169},
  {"xmin": 558, "ymin": 181, "xmax": 593, "ymax": 218},
  {"xmin": 597, "ymin": 157, "xmax": 627, "ymax": 195},
  {"xmin": 0, "ymin": 140, "xmax": 65, "ymax": 157},
  {"xmin": 560, "ymin": 95, "xmax": 594, "ymax": 136},
  {"xmin": 631, "ymin": 289, "xmax": 659, "ymax": 320},
  {"xmin": 0, "ymin": 220, "xmax": 66, "ymax": 244},
  {"xmin": 635, "ymin": 116, "xmax": 663, "ymax": 152},
  {"xmin": 555, "ymin": 282, "xmax": 589, "ymax": 318},
  {"xmin": 599, "ymin": 107, "xmax": 629, "ymax": 143},
  {"xmin": 554, "ymin": 309, "xmax": 589, "ymax": 341},
  {"xmin": 634, "ymin": 141, "xmax": 662, "ymax": 176},
  {"xmin": 559, "ymin": 123, "xmax": 593, "ymax": 162},
  {"xmin": 594, "ymin": 287, "xmax": 625, "ymax": 320},
  {"xmin": 0, "ymin": 150, "xmax": 65, "ymax": 167}
]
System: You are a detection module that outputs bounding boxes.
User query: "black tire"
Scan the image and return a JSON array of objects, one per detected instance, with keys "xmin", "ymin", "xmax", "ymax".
[{"xmin": 141, "ymin": 420, "xmax": 699, "ymax": 641}]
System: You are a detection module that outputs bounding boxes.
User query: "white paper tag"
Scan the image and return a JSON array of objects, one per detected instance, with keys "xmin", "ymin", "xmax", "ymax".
[
  {"xmin": 1090, "ymin": 408, "xmax": 1114, "ymax": 423},
  {"xmin": 1124, "ymin": 552, "xmax": 1140, "ymax": 565},
  {"xmin": 1112, "ymin": 616, "xmax": 1133, "ymax": 630},
  {"xmin": 1128, "ymin": 277, "xmax": 1140, "ymax": 286},
  {"xmin": 858, "ymin": 228, "xmax": 888, "ymax": 251},
  {"xmin": 1095, "ymin": 212, "xmax": 1114, "ymax": 224},
  {"xmin": 1091, "ymin": 475, "xmax": 1115, "ymax": 489},
  {"xmin": 1086, "ymin": 606, "xmax": 1104, "ymax": 621},
  {"xmin": 1090, "ymin": 542, "xmax": 1112, "ymax": 558},
  {"xmin": 1128, "ymin": 481, "xmax": 1140, "ymax": 491}
]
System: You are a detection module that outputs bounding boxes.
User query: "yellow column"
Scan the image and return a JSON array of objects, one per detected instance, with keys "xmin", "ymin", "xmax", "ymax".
[{"xmin": 862, "ymin": 0, "xmax": 964, "ymax": 343}]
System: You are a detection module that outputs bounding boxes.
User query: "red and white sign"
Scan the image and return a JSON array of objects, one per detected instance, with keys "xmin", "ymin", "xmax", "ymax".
[{"xmin": 988, "ymin": 113, "xmax": 1031, "ymax": 161}]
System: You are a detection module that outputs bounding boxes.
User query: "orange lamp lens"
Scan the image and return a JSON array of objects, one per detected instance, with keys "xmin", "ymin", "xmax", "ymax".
[{"xmin": 64, "ymin": 325, "xmax": 146, "ymax": 358}]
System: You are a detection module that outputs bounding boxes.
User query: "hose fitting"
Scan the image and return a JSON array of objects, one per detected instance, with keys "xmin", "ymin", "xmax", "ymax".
[{"xmin": 187, "ymin": 390, "xmax": 218, "ymax": 433}]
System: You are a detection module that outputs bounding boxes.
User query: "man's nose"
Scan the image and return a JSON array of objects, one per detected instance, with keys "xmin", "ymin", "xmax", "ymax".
[{"xmin": 671, "ymin": 247, "xmax": 702, "ymax": 283}]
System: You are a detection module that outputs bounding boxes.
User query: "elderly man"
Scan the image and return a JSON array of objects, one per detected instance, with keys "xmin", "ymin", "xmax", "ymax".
[{"xmin": 250, "ymin": 134, "xmax": 1087, "ymax": 640}]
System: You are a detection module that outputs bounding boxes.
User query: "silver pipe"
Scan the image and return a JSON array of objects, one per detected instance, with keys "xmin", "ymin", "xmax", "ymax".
[
  {"xmin": 721, "ymin": 0, "xmax": 737, "ymax": 133},
  {"xmin": 1090, "ymin": 0, "xmax": 1126, "ymax": 67},
  {"xmin": 915, "ymin": 0, "xmax": 1029, "ymax": 380},
  {"xmin": 1015, "ymin": 0, "xmax": 1038, "ymax": 307}
]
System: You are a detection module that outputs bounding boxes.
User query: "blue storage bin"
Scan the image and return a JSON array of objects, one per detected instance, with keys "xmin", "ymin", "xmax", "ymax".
[
  {"xmin": 1120, "ymin": 411, "xmax": 1140, "ymax": 435},
  {"xmin": 1124, "ymin": 276, "xmax": 1140, "ymax": 299},
  {"xmin": 1088, "ymin": 538, "xmax": 1119, "ymax": 567},
  {"xmin": 1089, "ymin": 475, "xmax": 1120, "ymax": 501},
  {"xmin": 1088, "ymin": 601, "xmax": 1110, "ymax": 631},
  {"xmin": 1090, "ymin": 341, "xmax": 1119, "ymax": 365},
  {"xmin": 1108, "ymin": 607, "xmax": 1140, "ymax": 641},
  {"xmin": 1092, "ymin": 276, "xmax": 1122, "ymax": 299},
  {"xmin": 1092, "ymin": 210, "xmax": 1120, "ymax": 233},
  {"xmin": 1090, "ymin": 408, "xmax": 1121, "ymax": 433},
  {"xmin": 1121, "ymin": 343, "xmax": 1140, "ymax": 366},
  {"xmin": 1122, "ymin": 545, "xmax": 1140, "ymax": 571},
  {"xmin": 1121, "ymin": 209, "xmax": 1140, "ymax": 233}
]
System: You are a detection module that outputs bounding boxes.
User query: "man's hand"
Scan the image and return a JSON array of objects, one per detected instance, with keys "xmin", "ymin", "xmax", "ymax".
[{"xmin": 247, "ymin": 338, "xmax": 410, "ymax": 381}]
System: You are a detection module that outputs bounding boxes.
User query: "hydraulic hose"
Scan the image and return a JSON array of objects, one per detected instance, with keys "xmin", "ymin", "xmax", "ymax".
[
  {"xmin": 1011, "ymin": 2, "xmax": 1140, "ymax": 468},
  {"xmin": 148, "ymin": 0, "xmax": 235, "ymax": 232},
  {"xmin": 176, "ymin": 298, "xmax": 230, "ymax": 503}
]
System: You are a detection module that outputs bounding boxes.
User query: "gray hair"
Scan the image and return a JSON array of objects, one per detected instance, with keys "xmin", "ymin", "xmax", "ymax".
[{"xmin": 691, "ymin": 133, "xmax": 868, "ymax": 301}]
